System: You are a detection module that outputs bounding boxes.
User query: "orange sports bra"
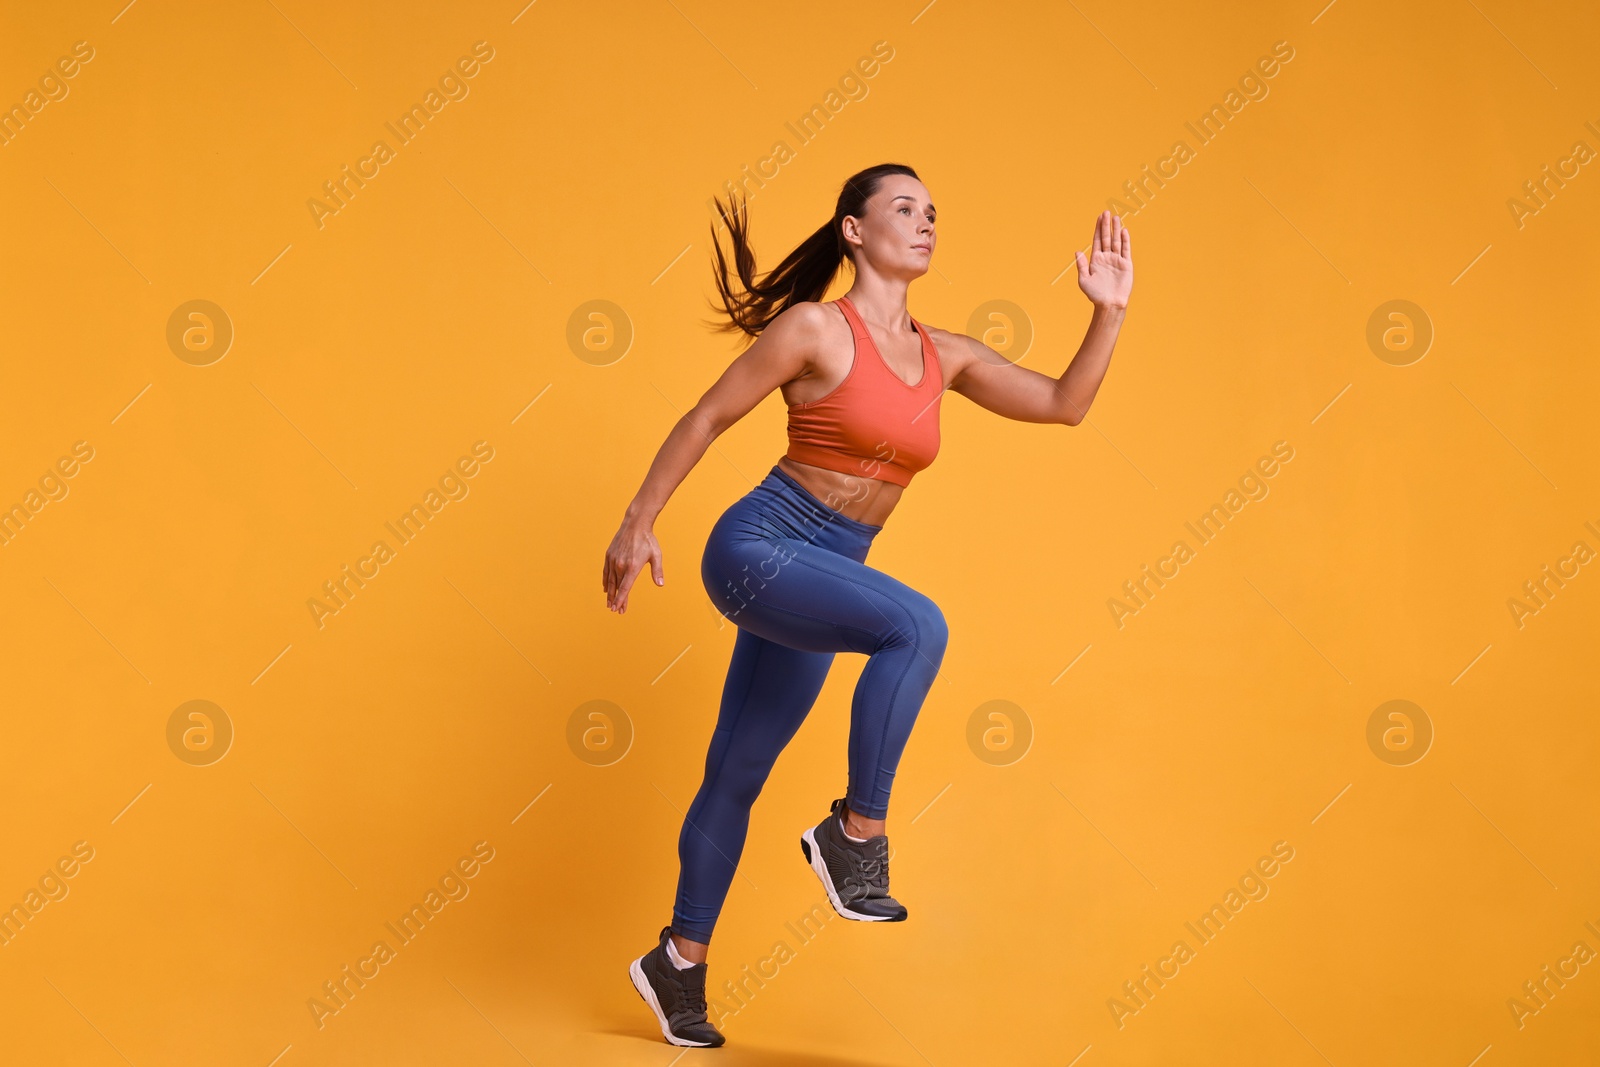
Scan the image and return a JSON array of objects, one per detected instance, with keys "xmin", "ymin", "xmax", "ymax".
[{"xmin": 785, "ymin": 295, "xmax": 943, "ymax": 488}]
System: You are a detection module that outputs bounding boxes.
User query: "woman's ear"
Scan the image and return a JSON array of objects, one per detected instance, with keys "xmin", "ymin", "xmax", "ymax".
[{"xmin": 839, "ymin": 214, "xmax": 862, "ymax": 251}]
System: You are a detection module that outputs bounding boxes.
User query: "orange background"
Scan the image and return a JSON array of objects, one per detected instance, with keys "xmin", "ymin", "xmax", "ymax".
[{"xmin": 2, "ymin": 1, "xmax": 1597, "ymax": 1064}]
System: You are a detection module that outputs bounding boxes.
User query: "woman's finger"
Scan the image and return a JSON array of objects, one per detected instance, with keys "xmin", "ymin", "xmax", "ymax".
[{"xmin": 615, "ymin": 561, "xmax": 641, "ymax": 608}]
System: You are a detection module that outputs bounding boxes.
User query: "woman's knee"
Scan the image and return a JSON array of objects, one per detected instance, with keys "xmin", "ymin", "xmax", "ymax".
[
  {"xmin": 894, "ymin": 591, "xmax": 948, "ymax": 657},
  {"xmin": 921, "ymin": 597, "xmax": 950, "ymax": 655}
]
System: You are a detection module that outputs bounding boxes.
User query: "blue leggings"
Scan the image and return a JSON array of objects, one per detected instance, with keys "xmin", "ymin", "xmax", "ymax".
[{"xmin": 670, "ymin": 463, "xmax": 949, "ymax": 943}]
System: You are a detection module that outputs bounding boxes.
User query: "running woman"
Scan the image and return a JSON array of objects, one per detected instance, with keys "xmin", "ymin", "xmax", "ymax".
[{"xmin": 608, "ymin": 163, "xmax": 1133, "ymax": 1047}]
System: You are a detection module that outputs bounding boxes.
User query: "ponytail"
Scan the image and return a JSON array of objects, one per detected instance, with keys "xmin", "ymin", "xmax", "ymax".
[{"xmin": 706, "ymin": 163, "xmax": 920, "ymax": 339}]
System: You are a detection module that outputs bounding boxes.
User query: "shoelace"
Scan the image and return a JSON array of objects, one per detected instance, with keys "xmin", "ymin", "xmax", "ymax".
[
  {"xmin": 675, "ymin": 961, "xmax": 708, "ymax": 1018},
  {"xmin": 851, "ymin": 837, "xmax": 890, "ymax": 892},
  {"xmin": 683, "ymin": 983, "xmax": 707, "ymax": 1018}
]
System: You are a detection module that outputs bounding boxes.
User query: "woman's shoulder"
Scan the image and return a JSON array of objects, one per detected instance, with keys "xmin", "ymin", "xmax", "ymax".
[
  {"xmin": 777, "ymin": 299, "xmax": 840, "ymax": 328},
  {"xmin": 762, "ymin": 300, "xmax": 847, "ymax": 349},
  {"xmin": 914, "ymin": 320, "xmax": 962, "ymax": 367}
]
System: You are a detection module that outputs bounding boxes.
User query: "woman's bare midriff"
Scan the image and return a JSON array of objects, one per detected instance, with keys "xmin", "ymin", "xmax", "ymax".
[{"xmin": 777, "ymin": 456, "xmax": 904, "ymax": 528}]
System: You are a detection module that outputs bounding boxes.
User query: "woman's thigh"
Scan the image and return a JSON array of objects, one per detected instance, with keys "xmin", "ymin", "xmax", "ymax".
[{"xmin": 702, "ymin": 525, "xmax": 944, "ymax": 659}]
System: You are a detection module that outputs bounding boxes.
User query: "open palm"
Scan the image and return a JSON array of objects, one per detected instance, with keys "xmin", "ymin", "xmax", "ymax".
[{"xmin": 1075, "ymin": 210, "xmax": 1133, "ymax": 309}]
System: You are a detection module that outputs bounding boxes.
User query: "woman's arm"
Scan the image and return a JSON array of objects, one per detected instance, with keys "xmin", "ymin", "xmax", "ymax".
[
  {"xmin": 603, "ymin": 303, "xmax": 824, "ymax": 613},
  {"xmin": 946, "ymin": 211, "xmax": 1133, "ymax": 425}
]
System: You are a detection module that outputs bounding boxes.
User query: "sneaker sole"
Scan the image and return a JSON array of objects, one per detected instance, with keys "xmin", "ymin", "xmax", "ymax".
[
  {"xmin": 800, "ymin": 827, "xmax": 904, "ymax": 922},
  {"xmin": 628, "ymin": 956, "xmax": 718, "ymax": 1047}
]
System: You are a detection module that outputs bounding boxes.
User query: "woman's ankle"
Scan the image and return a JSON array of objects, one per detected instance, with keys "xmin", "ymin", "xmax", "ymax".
[
  {"xmin": 840, "ymin": 801, "xmax": 886, "ymax": 840},
  {"xmin": 669, "ymin": 932, "xmax": 709, "ymax": 965}
]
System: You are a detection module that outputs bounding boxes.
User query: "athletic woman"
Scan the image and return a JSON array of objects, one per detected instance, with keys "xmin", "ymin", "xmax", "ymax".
[{"xmin": 608, "ymin": 163, "xmax": 1133, "ymax": 1047}]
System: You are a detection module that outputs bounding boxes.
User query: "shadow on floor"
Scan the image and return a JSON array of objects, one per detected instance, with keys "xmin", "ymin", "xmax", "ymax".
[{"xmin": 597, "ymin": 1025, "xmax": 917, "ymax": 1065}]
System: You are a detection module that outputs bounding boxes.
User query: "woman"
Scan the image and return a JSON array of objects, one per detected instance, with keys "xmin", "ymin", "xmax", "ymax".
[{"xmin": 610, "ymin": 163, "xmax": 1132, "ymax": 1047}]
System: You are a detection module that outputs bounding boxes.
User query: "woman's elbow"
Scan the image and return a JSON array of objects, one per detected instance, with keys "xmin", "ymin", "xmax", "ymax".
[{"xmin": 685, "ymin": 403, "xmax": 732, "ymax": 439}]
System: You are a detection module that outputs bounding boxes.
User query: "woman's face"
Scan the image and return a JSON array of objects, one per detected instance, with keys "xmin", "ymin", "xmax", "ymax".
[{"xmin": 845, "ymin": 174, "xmax": 936, "ymax": 278}]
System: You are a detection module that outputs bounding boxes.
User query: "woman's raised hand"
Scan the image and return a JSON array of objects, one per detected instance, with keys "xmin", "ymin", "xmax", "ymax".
[
  {"xmin": 603, "ymin": 520, "xmax": 664, "ymax": 614},
  {"xmin": 1075, "ymin": 210, "xmax": 1133, "ymax": 310}
]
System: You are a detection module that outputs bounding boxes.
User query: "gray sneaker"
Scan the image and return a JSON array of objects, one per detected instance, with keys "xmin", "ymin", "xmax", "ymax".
[
  {"xmin": 628, "ymin": 926, "xmax": 726, "ymax": 1047},
  {"xmin": 800, "ymin": 797, "xmax": 907, "ymax": 922}
]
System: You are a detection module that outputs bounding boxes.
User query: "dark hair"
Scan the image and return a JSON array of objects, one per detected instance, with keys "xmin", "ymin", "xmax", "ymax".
[{"xmin": 706, "ymin": 163, "xmax": 920, "ymax": 338}]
